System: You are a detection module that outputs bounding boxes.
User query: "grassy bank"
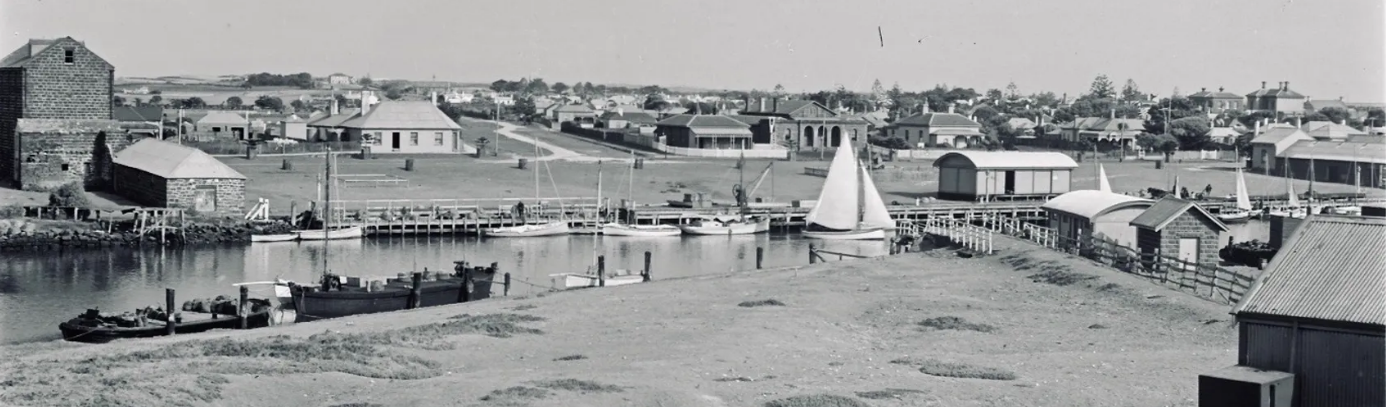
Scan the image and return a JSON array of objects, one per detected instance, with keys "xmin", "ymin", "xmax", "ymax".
[{"xmin": 0, "ymin": 237, "xmax": 1237, "ymax": 407}]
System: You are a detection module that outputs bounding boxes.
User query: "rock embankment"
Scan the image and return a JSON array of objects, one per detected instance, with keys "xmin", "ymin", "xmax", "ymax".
[{"xmin": 0, "ymin": 218, "xmax": 296, "ymax": 252}]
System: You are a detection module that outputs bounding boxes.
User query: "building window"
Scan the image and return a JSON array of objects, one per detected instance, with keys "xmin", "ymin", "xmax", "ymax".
[
  {"xmin": 61, "ymin": 164, "xmax": 69, "ymax": 171},
  {"xmin": 64, "ymin": 48, "xmax": 74, "ymax": 64},
  {"xmin": 434, "ymin": 132, "xmax": 444, "ymax": 146},
  {"xmin": 212, "ymin": 127, "xmax": 221, "ymax": 132},
  {"xmin": 409, "ymin": 132, "xmax": 419, "ymax": 146}
]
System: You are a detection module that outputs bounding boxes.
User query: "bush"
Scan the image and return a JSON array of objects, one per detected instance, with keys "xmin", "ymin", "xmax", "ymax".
[
  {"xmin": 0, "ymin": 205, "xmax": 24, "ymax": 219},
  {"xmin": 48, "ymin": 182, "xmax": 92, "ymax": 208}
]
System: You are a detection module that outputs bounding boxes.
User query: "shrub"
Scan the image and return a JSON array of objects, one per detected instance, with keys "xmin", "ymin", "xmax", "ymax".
[
  {"xmin": 764, "ymin": 394, "xmax": 869, "ymax": 407},
  {"xmin": 0, "ymin": 205, "xmax": 24, "ymax": 219},
  {"xmin": 738, "ymin": 299, "xmax": 786, "ymax": 308},
  {"xmin": 916, "ymin": 359, "xmax": 1017, "ymax": 380},
  {"xmin": 917, "ymin": 316, "xmax": 998, "ymax": 333},
  {"xmin": 48, "ymin": 182, "xmax": 92, "ymax": 208}
]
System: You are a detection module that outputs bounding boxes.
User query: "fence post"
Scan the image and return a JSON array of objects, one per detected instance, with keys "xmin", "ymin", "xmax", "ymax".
[
  {"xmin": 407, "ymin": 272, "xmax": 423, "ymax": 309},
  {"xmin": 808, "ymin": 244, "xmax": 817, "ymax": 264},
  {"xmin": 165, "ymin": 288, "xmax": 176, "ymax": 336},
  {"xmin": 597, "ymin": 255, "xmax": 606, "ymax": 287},
  {"xmin": 756, "ymin": 246, "xmax": 764, "ymax": 269},
  {"xmin": 643, "ymin": 251, "xmax": 652, "ymax": 282},
  {"xmin": 237, "ymin": 286, "xmax": 249, "ymax": 329},
  {"xmin": 503, "ymin": 272, "xmax": 511, "ymax": 296}
]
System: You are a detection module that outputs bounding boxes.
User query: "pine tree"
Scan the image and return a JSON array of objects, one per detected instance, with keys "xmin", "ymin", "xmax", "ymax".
[
  {"xmin": 870, "ymin": 79, "xmax": 888, "ymax": 109},
  {"xmin": 1088, "ymin": 75, "xmax": 1115, "ymax": 99},
  {"xmin": 1120, "ymin": 79, "xmax": 1142, "ymax": 102}
]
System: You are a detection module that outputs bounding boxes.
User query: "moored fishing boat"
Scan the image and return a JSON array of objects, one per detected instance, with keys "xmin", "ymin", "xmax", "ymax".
[
  {"xmin": 549, "ymin": 268, "xmax": 644, "ymax": 289},
  {"xmin": 677, "ymin": 215, "xmax": 770, "ymax": 235},
  {"xmin": 601, "ymin": 223, "xmax": 681, "ymax": 237},
  {"xmin": 1216, "ymin": 169, "xmax": 1254, "ymax": 223},
  {"xmin": 251, "ymin": 233, "xmax": 299, "ymax": 243},
  {"xmin": 288, "ymin": 262, "xmax": 498, "ymax": 322},
  {"xmin": 59, "ymin": 297, "xmax": 274, "ymax": 343},
  {"xmin": 295, "ymin": 226, "xmax": 365, "ymax": 240},
  {"xmin": 484, "ymin": 221, "xmax": 572, "ymax": 237}
]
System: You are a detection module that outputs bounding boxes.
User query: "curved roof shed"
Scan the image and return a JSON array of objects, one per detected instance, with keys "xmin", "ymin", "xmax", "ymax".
[
  {"xmin": 934, "ymin": 151, "xmax": 1079, "ymax": 170},
  {"xmin": 1042, "ymin": 190, "xmax": 1152, "ymax": 219}
]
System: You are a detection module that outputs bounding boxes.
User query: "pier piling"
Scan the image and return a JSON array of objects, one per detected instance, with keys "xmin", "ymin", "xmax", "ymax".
[
  {"xmin": 756, "ymin": 247, "xmax": 764, "ymax": 269},
  {"xmin": 408, "ymin": 272, "xmax": 423, "ymax": 309},
  {"xmin": 503, "ymin": 272, "xmax": 511, "ymax": 296},
  {"xmin": 458, "ymin": 267, "xmax": 472, "ymax": 303},
  {"xmin": 598, "ymin": 255, "xmax": 606, "ymax": 287},
  {"xmin": 643, "ymin": 251, "xmax": 652, "ymax": 282},
  {"xmin": 165, "ymin": 288, "xmax": 176, "ymax": 336},
  {"xmin": 808, "ymin": 244, "xmax": 817, "ymax": 264},
  {"xmin": 237, "ymin": 286, "xmax": 249, "ymax": 329}
]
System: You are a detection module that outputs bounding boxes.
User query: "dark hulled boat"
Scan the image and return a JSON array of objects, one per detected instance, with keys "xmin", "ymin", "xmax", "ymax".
[
  {"xmin": 288, "ymin": 262, "xmax": 498, "ymax": 323},
  {"xmin": 59, "ymin": 298, "xmax": 274, "ymax": 344}
]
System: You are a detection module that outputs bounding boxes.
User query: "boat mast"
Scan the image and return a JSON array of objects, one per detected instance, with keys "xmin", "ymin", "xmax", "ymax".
[
  {"xmin": 533, "ymin": 131, "xmax": 540, "ymax": 205},
  {"xmin": 628, "ymin": 149, "xmax": 635, "ymax": 221},
  {"xmin": 596, "ymin": 161, "xmax": 603, "ymax": 222},
  {"xmin": 322, "ymin": 148, "xmax": 331, "ymax": 276}
]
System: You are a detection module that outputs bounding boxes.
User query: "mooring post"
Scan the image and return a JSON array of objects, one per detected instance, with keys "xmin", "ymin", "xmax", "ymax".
[
  {"xmin": 165, "ymin": 288, "xmax": 176, "ymax": 336},
  {"xmin": 808, "ymin": 244, "xmax": 817, "ymax": 264},
  {"xmin": 408, "ymin": 272, "xmax": 423, "ymax": 309},
  {"xmin": 756, "ymin": 246, "xmax": 764, "ymax": 269},
  {"xmin": 642, "ymin": 251, "xmax": 652, "ymax": 282},
  {"xmin": 460, "ymin": 267, "xmax": 473, "ymax": 303},
  {"xmin": 503, "ymin": 272, "xmax": 512, "ymax": 296},
  {"xmin": 237, "ymin": 286, "xmax": 249, "ymax": 329},
  {"xmin": 597, "ymin": 255, "xmax": 606, "ymax": 287}
]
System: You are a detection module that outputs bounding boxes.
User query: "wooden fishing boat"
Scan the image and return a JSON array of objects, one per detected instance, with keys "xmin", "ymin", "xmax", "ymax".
[
  {"xmin": 601, "ymin": 223, "xmax": 682, "ymax": 237},
  {"xmin": 802, "ymin": 142, "xmax": 894, "ymax": 240},
  {"xmin": 677, "ymin": 215, "xmax": 770, "ymax": 235},
  {"xmin": 1216, "ymin": 169, "xmax": 1254, "ymax": 224},
  {"xmin": 289, "ymin": 264, "xmax": 498, "ymax": 322},
  {"xmin": 250, "ymin": 233, "xmax": 299, "ymax": 243},
  {"xmin": 295, "ymin": 226, "xmax": 365, "ymax": 241},
  {"xmin": 549, "ymin": 269, "xmax": 644, "ymax": 289},
  {"xmin": 59, "ymin": 299, "xmax": 274, "ymax": 344},
  {"xmin": 484, "ymin": 221, "xmax": 572, "ymax": 237}
]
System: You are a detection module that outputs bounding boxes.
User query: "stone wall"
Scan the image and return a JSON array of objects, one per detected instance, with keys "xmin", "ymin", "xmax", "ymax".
[
  {"xmin": 20, "ymin": 39, "xmax": 113, "ymax": 120},
  {"xmin": 167, "ymin": 178, "xmax": 246, "ymax": 217},
  {"xmin": 1154, "ymin": 211, "xmax": 1223, "ymax": 267},
  {"xmin": 112, "ymin": 164, "xmax": 168, "ymax": 207},
  {"xmin": 0, "ymin": 69, "xmax": 23, "ymax": 184},
  {"xmin": 15, "ymin": 120, "xmax": 134, "ymax": 191}
]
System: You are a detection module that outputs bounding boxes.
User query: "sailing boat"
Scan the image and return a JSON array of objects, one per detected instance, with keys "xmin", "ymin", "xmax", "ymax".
[
  {"xmin": 801, "ymin": 140, "xmax": 894, "ymax": 240},
  {"xmin": 295, "ymin": 150, "xmax": 364, "ymax": 241},
  {"xmin": 1097, "ymin": 163, "xmax": 1113, "ymax": 193},
  {"xmin": 485, "ymin": 131, "xmax": 571, "ymax": 237},
  {"xmin": 677, "ymin": 152, "xmax": 771, "ymax": 236},
  {"xmin": 1217, "ymin": 168, "xmax": 1253, "ymax": 223},
  {"xmin": 1267, "ymin": 166, "xmax": 1307, "ymax": 219},
  {"xmin": 603, "ymin": 151, "xmax": 681, "ymax": 237}
]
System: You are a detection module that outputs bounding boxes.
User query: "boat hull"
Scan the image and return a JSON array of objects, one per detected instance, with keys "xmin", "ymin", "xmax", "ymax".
[
  {"xmin": 59, "ymin": 311, "xmax": 273, "ymax": 344},
  {"xmin": 551, "ymin": 273, "xmax": 645, "ymax": 289},
  {"xmin": 1216, "ymin": 211, "xmax": 1252, "ymax": 224},
  {"xmin": 600, "ymin": 224, "xmax": 682, "ymax": 237},
  {"xmin": 296, "ymin": 226, "xmax": 365, "ymax": 241},
  {"xmin": 802, "ymin": 228, "xmax": 887, "ymax": 240},
  {"xmin": 289, "ymin": 275, "xmax": 494, "ymax": 322},
  {"xmin": 251, "ymin": 234, "xmax": 299, "ymax": 243},
  {"xmin": 677, "ymin": 218, "xmax": 770, "ymax": 235},
  {"xmin": 484, "ymin": 222, "xmax": 572, "ymax": 237}
]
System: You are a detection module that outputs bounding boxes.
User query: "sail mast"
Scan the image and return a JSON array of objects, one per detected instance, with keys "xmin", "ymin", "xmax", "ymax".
[
  {"xmin": 322, "ymin": 148, "xmax": 331, "ymax": 276},
  {"xmin": 596, "ymin": 161, "xmax": 603, "ymax": 222},
  {"xmin": 533, "ymin": 131, "xmax": 540, "ymax": 205}
]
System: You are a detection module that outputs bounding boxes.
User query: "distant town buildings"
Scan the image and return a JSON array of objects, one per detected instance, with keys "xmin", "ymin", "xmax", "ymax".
[
  {"xmin": 1187, "ymin": 87, "xmax": 1245, "ymax": 112},
  {"xmin": 887, "ymin": 111, "xmax": 984, "ymax": 149},
  {"xmin": 1245, "ymin": 81, "xmax": 1307, "ymax": 115},
  {"xmin": 327, "ymin": 73, "xmax": 353, "ymax": 85},
  {"xmin": 739, "ymin": 98, "xmax": 867, "ymax": 149}
]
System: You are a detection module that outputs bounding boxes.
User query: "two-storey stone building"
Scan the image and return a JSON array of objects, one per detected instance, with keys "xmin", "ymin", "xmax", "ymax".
[
  {"xmin": 739, "ymin": 98, "xmax": 868, "ymax": 150},
  {"xmin": 0, "ymin": 37, "xmax": 119, "ymax": 190}
]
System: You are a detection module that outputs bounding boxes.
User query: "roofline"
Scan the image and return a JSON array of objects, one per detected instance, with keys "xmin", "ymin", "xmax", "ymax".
[
  {"xmin": 1148, "ymin": 201, "xmax": 1230, "ymax": 232},
  {"xmin": 1043, "ymin": 198, "xmax": 1154, "ymax": 219}
]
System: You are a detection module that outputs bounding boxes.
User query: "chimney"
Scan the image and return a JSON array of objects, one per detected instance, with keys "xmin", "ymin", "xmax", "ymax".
[
  {"xmin": 1282, "ymin": 81, "xmax": 1289, "ymax": 91},
  {"xmin": 1261, "ymin": 81, "xmax": 1267, "ymax": 89},
  {"xmin": 1295, "ymin": 116, "xmax": 1302, "ymax": 128},
  {"xmin": 1201, "ymin": 87, "xmax": 1207, "ymax": 93},
  {"xmin": 921, "ymin": 104, "xmax": 928, "ymax": 115},
  {"xmin": 1339, "ymin": 96, "xmax": 1344, "ymax": 101},
  {"xmin": 1254, "ymin": 120, "xmax": 1261, "ymax": 137},
  {"xmin": 617, "ymin": 107, "xmax": 624, "ymax": 116},
  {"xmin": 331, "ymin": 99, "xmax": 339, "ymax": 115},
  {"xmin": 430, "ymin": 91, "xmax": 437, "ymax": 103},
  {"xmin": 948, "ymin": 104, "xmax": 955, "ymax": 114},
  {"xmin": 1110, "ymin": 109, "xmax": 1116, "ymax": 119},
  {"xmin": 759, "ymin": 97, "xmax": 766, "ymax": 112},
  {"xmin": 772, "ymin": 97, "xmax": 779, "ymax": 112}
]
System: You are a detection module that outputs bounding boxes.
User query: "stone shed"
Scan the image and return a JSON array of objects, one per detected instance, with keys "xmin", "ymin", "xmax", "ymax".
[
  {"xmin": 1128, "ymin": 197, "xmax": 1228, "ymax": 269},
  {"xmin": 13, "ymin": 118, "xmax": 134, "ymax": 191},
  {"xmin": 112, "ymin": 138, "xmax": 247, "ymax": 216}
]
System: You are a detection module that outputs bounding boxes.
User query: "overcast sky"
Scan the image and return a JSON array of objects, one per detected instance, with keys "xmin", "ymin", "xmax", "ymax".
[{"xmin": 2, "ymin": 0, "xmax": 1383, "ymax": 101}]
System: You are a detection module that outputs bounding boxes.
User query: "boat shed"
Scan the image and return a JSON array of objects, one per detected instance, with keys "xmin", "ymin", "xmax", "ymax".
[
  {"xmin": 1209, "ymin": 214, "xmax": 1385, "ymax": 407},
  {"xmin": 933, "ymin": 151, "xmax": 1078, "ymax": 201},
  {"xmin": 112, "ymin": 138, "xmax": 247, "ymax": 216},
  {"xmin": 1127, "ymin": 197, "xmax": 1228, "ymax": 268},
  {"xmin": 1040, "ymin": 190, "xmax": 1153, "ymax": 250}
]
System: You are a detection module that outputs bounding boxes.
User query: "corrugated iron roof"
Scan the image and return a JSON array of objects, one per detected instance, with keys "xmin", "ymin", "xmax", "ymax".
[
  {"xmin": 1233, "ymin": 214, "xmax": 1385, "ymax": 326},
  {"xmin": 657, "ymin": 114, "xmax": 751, "ymax": 128},
  {"xmin": 1281, "ymin": 140, "xmax": 1387, "ymax": 164},
  {"xmin": 1128, "ymin": 197, "xmax": 1229, "ymax": 232},
  {"xmin": 555, "ymin": 104, "xmax": 595, "ymax": 113},
  {"xmin": 197, "ymin": 111, "xmax": 248, "ymax": 125},
  {"xmin": 113, "ymin": 138, "xmax": 247, "ymax": 179},
  {"xmin": 307, "ymin": 109, "xmax": 361, "ymax": 127},
  {"xmin": 1041, "ymin": 190, "xmax": 1153, "ymax": 219},
  {"xmin": 933, "ymin": 151, "xmax": 1078, "ymax": 170},
  {"xmin": 1249, "ymin": 127, "xmax": 1311, "ymax": 145},
  {"xmin": 113, "ymin": 106, "xmax": 165, "ymax": 122},
  {"xmin": 894, "ymin": 112, "xmax": 981, "ymax": 127},
  {"xmin": 339, "ymin": 101, "xmax": 461, "ymax": 130}
]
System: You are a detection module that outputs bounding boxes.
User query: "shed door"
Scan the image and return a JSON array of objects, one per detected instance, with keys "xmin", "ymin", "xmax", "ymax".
[
  {"xmin": 193, "ymin": 185, "xmax": 217, "ymax": 213},
  {"xmin": 1004, "ymin": 171, "xmax": 1016, "ymax": 195},
  {"xmin": 1178, "ymin": 237, "xmax": 1199, "ymax": 269}
]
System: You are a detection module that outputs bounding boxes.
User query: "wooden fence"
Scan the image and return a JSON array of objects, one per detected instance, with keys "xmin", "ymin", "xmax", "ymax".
[
  {"xmin": 981, "ymin": 216, "xmax": 1255, "ymax": 305},
  {"xmin": 903, "ymin": 217, "xmax": 995, "ymax": 254}
]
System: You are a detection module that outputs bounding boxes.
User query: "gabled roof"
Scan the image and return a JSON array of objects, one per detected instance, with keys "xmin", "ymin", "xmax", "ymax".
[
  {"xmin": 1189, "ymin": 87, "xmax": 1242, "ymax": 99},
  {"xmin": 1305, "ymin": 99, "xmax": 1349, "ymax": 112},
  {"xmin": 1246, "ymin": 86, "xmax": 1306, "ymax": 99},
  {"xmin": 1041, "ymin": 190, "xmax": 1152, "ymax": 219},
  {"xmin": 1232, "ymin": 215, "xmax": 1385, "ymax": 326},
  {"xmin": 599, "ymin": 110, "xmax": 658, "ymax": 124},
  {"xmin": 555, "ymin": 104, "xmax": 595, "ymax": 113},
  {"xmin": 339, "ymin": 101, "xmax": 461, "ymax": 130},
  {"xmin": 656, "ymin": 114, "xmax": 752, "ymax": 128},
  {"xmin": 894, "ymin": 112, "xmax": 981, "ymax": 128},
  {"xmin": 113, "ymin": 138, "xmax": 247, "ymax": 179},
  {"xmin": 197, "ymin": 111, "xmax": 248, "ymax": 125},
  {"xmin": 1302, "ymin": 121, "xmax": 1366, "ymax": 139},
  {"xmin": 934, "ymin": 151, "xmax": 1079, "ymax": 170},
  {"xmin": 1128, "ymin": 197, "xmax": 1229, "ymax": 232},
  {"xmin": 1249, "ymin": 127, "xmax": 1312, "ymax": 145},
  {"xmin": 113, "ymin": 106, "xmax": 165, "ymax": 122},
  {"xmin": 1, "ymin": 37, "xmax": 113, "ymax": 70},
  {"xmin": 307, "ymin": 109, "xmax": 359, "ymax": 127},
  {"xmin": 1281, "ymin": 140, "xmax": 1387, "ymax": 164}
]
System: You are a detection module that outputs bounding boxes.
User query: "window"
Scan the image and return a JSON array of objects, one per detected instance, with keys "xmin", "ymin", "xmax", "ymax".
[
  {"xmin": 212, "ymin": 126, "xmax": 222, "ymax": 132},
  {"xmin": 373, "ymin": 132, "xmax": 383, "ymax": 146},
  {"xmin": 63, "ymin": 48, "xmax": 74, "ymax": 64},
  {"xmin": 434, "ymin": 132, "xmax": 444, "ymax": 146},
  {"xmin": 409, "ymin": 132, "xmax": 419, "ymax": 146},
  {"xmin": 61, "ymin": 163, "xmax": 69, "ymax": 171}
]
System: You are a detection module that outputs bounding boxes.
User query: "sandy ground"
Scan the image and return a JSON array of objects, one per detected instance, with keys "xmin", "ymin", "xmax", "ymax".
[{"xmin": 0, "ymin": 237, "xmax": 1239, "ymax": 407}]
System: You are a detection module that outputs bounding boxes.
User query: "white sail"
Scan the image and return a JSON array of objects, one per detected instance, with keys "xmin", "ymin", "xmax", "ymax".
[
  {"xmin": 1287, "ymin": 179, "xmax": 1301, "ymax": 207},
  {"xmin": 859, "ymin": 164, "xmax": 895, "ymax": 229},
  {"xmin": 1097, "ymin": 164, "xmax": 1112, "ymax": 193},
  {"xmin": 804, "ymin": 142, "xmax": 861, "ymax": 230},
  {"xmin": 1234, "ymin": 169, "xmax": 1252, "ymax": 211}
]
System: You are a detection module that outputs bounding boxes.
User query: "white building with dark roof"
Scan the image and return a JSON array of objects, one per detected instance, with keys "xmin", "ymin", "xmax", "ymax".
[{"xmin": 340, "ymin": 101, "xmax": 465, "ymax": 154}]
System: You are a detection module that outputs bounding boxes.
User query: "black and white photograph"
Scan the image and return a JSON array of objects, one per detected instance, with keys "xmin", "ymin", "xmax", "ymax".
[{"xmin": 0, "ymin": 0, "xmax": 1383, "ymax": 406}]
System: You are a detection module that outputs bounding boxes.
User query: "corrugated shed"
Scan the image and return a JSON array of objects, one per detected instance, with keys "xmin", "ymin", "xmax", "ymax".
[
  {"xmin": 1233, "ymin": 214, "xmax": 1386, "ymax": 325},
  {"xmin": 339, "ymin": 101, "xmax": 461, "ymax": 130},
  {"xmin": 933, "ymin": 151, "xmax": 1079, "ymax": 170},
  {"xmin": 113, "ymin": 139, "xmax": 247, "ymax": 179},
  {"xmin": 1041, "ymin": 190, "xmax": 1152, "ymax": 219},
  {"xmin": 1127, "ymin": 197, "xmax": 1229, "ymax": 232},
  {"xmin": 1281, "ymin": 140, "xmax": 1387, "ymax": 164}
]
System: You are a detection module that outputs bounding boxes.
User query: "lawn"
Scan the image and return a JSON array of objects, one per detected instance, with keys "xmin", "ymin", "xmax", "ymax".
[{"xmin": 0, "ymin": 237, "xmax": 1239, "ymax": 407}]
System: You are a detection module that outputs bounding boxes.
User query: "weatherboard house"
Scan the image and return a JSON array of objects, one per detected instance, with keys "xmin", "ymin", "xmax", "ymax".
[{"xmin": 112, "ymin": 138, "xmax": 247, "ymax": 216}]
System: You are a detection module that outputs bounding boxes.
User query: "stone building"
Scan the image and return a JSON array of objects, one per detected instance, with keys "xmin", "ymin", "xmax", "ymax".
[
  {"xmin": 739, "ymin": 98, "xmax": 868, "ymax": 149},
  {"xmin": 112, "ymin": 138, "xmax": 247, "ymax": 217},
  {"xmin": 0, "ymin": 37, "xmax": 117, "ymax": 189},
  {"xmin": 12, "ymin": 119, "xmax": 134, "ymax": 191},
  {"xmin": 1128, "ymin": 197, "xmax": 1228, "ymax": 269}
]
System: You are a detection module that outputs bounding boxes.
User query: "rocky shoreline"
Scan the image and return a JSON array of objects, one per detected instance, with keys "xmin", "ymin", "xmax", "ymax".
[{"xmin": 0, "ymin": 219, "xmax": 297, "ymax": 252}]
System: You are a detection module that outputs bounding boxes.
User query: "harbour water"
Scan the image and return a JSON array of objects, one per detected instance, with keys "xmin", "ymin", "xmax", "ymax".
[{"xmin": 0, "ymin": 221, "xmax": 1272, "ymax": 345}]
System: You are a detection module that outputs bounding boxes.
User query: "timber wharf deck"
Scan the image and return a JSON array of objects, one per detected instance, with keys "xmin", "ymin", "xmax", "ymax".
[{"xmin": 313, "ymin": 194, "xmax": 1380, "ymax": 237}]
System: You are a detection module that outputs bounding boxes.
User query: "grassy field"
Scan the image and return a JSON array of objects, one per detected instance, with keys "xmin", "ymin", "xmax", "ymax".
[
  {"xmin": 456, "ymin": 119, "xmax": 554, "ymax": 158},
  {"xmin": 0, "ymin": 237, "xmax": 1238, "ymax": 407}
]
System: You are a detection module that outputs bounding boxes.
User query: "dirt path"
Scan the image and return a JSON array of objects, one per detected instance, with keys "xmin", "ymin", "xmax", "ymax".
[
  {"xmin": 472, "ymin": 120, "xmax": 587, "ymax": 162},
  {"xmin": 1, "ymin": 236, "xmax": 1237, "ymax": 407}
]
